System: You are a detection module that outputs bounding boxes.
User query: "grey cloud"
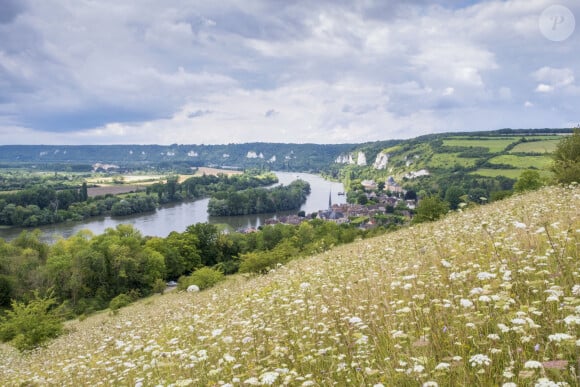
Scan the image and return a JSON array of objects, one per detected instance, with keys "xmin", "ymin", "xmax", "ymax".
[{"xmin": 0, "ymin": 0, "xmax": 24, "ymax": 24}]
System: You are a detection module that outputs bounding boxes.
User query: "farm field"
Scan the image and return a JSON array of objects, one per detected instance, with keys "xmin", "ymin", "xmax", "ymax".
[
  {"xmin": 1, "ymin": 185, "xmax": 578, "ymax": 386},
  {"xmin": 86, "ymin": 185, "xmax": 145, "ymax": 197},
  {"xmin": 194, "ymin": 167, "xmax": 243, "ymax": 177},
  {"xmin": 471, "ymin": 168, "xmax": 552, "ymax": 179},
  {"xmin": 428, "ymin": 153, "xmax": 478, "ymax": 169},
  {"xmin": 487, "ymin": 155, "xmax": 553, "ymax": 169},
  {"xmin": 442, "ymin": 137, "xmax": 519, "ymax": 153},
  {"xmin": 509, "ymin": 140, "xmax": 561, "ymax": 154}
]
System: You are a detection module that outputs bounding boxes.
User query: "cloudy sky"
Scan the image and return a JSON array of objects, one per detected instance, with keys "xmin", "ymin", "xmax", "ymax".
[{"xmin": 0, "ymin": 0, "xmax": 578, "ymax": 145}]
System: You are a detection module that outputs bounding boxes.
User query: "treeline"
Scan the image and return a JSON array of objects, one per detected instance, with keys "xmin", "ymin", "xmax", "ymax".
[
  {"xmin": 0, "ymin": 172, "xmax": 278, "ymax": 227},
  {"xmin": 207, "ymin": 180, "xmax": 310, "ymax": 216},
  {"xmin": 0, "ymin": 219, "xmax": 384, "ymax": 319}
]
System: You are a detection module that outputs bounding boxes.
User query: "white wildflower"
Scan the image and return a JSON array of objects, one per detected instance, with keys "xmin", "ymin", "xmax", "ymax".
[
  {"xmin": 477, "ymin": 272, "xmax": 496, "ymax": 280},
  {"xmin": 242, "ymin": 336, "xmax": 253, "ymax": 344},
  {"xmin": 460, "ymin": 299, "xmax": 474, "ymax": 308},
  {"xmin": 572, "ymin": 285, "xmax": 580, "ymax": 296},
  {"xmin": 564, "ymin": 315, "xmax": 580, "ymax": 326},
  {"xmin": 300, "ymin": 282, "xmax": 311, "ymax": 290},
  {"xmin": 175, "ymin": 380, "xmax": 194, "ymax": 387},
  {"xmin": 469, "ymin": 354, "xmax": 491, "ymax": 367},
  {"xmin": 524, "ymin": 360, "xmax": 543, "ymax": 369},
  {"xmin": 479, "ymin": 295, "xmax": 491, "ymax": 303},
  {"xmin": 212, "ymin": 328, "xmax": 223, "ymax": 337},
  {"xmin": 243, "ymin": 377, "xmax": 260, "ymax": 385},
  {"xmin": 260, "ymin": 371, "xmax": 279, "ymax": 385},
  {"xmin": 435, "ymin": 362, "xmax": 450, "ymax": 371},
  {"xmin": 441, "ymin": 259, "xmax": 452, "ymax": 268},
  {"xmin": 548, "ymin": 333, "xmax": 573, "ymax": 342},
  {"xmin": 498, "ymin": 323, "xmax": 510, "ymax": 333},
  {"xmin": 470, "ymin": 287, "xmax": 484, "ymax": 295},
  {"xmin": 513, "ymin": 221, "xmax": 526, "ymax": 229},
  {"xmin": 423, "ymin": 382, "xmax": 438, "ymax": 387},
  {"xmin": 223, "ymin": 354, "xmax": 236, "ymax": 363},
  {"xmin": 534, "ymin": 378, "xmax": 568, "ymax": 386},
  {"xmin": 348, "ymin": 316, "xmax": 363, "ymax": 325}
]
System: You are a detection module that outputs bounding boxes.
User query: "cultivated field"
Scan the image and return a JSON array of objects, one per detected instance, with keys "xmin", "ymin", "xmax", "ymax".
[
  {"xmin": 428, "ymin": 153, "xmax": 478, "ymax": 169},
  {"xmin": 487, "ymin": 155, "xmax": 553, "ymax": 170},
  {"xmin": 1, "ymin": 185, "xmax": 578, "ymax": 386},
  {"xmin": 510, "ymin": 140, "xmax": 561, "ymax": 154},
  {"xmin": 194, "ymin": 167, "xmax": 243, "ymax": 177},
  {"xmin": 471, "ymin": 168, "xmax": 553, "ymax": 179},
  {"xmin": 442, "ymin": 137, "xmax": 519, "ymax": 153},
  {"xmin": 86, "ymin": 185, "xmax": 145, "ymax": 197}
]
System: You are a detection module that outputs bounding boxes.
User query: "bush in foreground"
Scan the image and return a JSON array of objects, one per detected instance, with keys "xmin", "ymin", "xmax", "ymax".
[
  {"xmin": 0, "ymin": 291, "xmax": 63, "ymax": 351},
  {"xmin": 177, "ymin": 267, "xmax": 224, "ymax": 291}
]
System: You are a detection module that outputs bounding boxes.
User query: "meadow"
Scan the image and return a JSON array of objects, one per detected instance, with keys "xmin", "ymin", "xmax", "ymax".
[{"xmin": 0, "ymin": 184, "xmax": 578, "ymax": 386}]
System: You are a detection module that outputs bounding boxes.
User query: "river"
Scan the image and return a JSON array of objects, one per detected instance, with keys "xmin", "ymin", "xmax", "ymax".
[{"xmin": 0, "ymin": 172, "xmax": 345, "ymax": 242}]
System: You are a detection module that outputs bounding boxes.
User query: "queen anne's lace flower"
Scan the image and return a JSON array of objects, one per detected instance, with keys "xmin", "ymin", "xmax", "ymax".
[{"xmin": 469, "ymin": 354, "xmax": 491, "ymax": 367}]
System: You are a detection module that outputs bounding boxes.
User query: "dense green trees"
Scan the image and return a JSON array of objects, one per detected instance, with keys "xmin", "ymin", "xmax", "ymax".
[
  {"xmin": 551, "ymin": 129, "xmax": 580, "ymax": 184},
  {"xmin": 207, "ymin": 180, "xmax": 311, "ymax": 216}
]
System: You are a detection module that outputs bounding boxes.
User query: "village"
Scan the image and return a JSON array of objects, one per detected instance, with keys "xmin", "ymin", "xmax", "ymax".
[{"xmin": 260, "ymin": 176, "xmax": 417, "ymax": 230}]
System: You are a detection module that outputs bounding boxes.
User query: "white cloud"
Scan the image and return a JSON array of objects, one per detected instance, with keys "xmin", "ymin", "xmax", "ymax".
[
  {"xmin": 533, "ymin": 66, "xmax": 575, "ymax": 90},
  {"xmin": 535, "ymin": 83, "xmax": 554, "ymax": 93},
  {"xmin": 0, "ymin": 0, "xmax": 578, "ymax": 144}
]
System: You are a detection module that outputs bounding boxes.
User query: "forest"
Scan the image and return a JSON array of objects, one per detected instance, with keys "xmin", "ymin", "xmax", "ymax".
[{"xmin": 207, "ymin": 179, "xmax": 311, "ymax": 216}]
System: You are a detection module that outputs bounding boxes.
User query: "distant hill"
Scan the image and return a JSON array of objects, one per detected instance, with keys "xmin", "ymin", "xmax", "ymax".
[
  {"xmin": 0, "ymin": 129, "xmax": 569, "ymax": 177},
  {"xmin": 330, "ymin": 128, "xmax": 570, "ymax": 198},
  {"xmin": 0, "ymin": 143, "xmax": 368, "ymax": 173}
]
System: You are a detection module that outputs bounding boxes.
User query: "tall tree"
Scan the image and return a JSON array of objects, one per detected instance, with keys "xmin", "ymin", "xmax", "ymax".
[{"xmin": 551, "ymin": 128, "xmax": 580, "ymax": 184}]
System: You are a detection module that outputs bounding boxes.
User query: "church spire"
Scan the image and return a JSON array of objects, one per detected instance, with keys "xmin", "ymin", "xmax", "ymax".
[{"xmin": 329, "ymin": 190, "xmax": 332, "ymax": 209}]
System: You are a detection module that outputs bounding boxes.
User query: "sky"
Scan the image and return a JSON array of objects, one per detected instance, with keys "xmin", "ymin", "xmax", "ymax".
[{"xmin": 0, "ymin": 0, "xmax": 578, "ymax": 145}]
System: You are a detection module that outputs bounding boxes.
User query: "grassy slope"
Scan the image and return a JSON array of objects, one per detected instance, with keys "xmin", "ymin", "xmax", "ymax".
[
  {"xmin": 367, "ymin": 134, "xmax": 557, "ymax": 182},
  {"xmin": 1, "ymin": 185, "xmax": 579, "ymax": 386}
]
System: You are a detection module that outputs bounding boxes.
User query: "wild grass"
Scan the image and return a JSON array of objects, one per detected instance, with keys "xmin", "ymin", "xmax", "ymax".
[{"xmin": 0, "ymin": 185, "xmax": 578, "ymax": 386}]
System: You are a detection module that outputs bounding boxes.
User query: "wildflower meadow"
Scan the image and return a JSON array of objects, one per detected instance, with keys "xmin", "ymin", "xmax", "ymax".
[{"xmin": 0, "ymin": 184, "xmax": 578, "ymax": 386}]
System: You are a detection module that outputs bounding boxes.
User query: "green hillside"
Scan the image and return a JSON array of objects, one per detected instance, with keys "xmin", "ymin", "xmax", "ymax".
[
  {"xmin": 332, "ymin": 129, "xmax": 570, "ymax": 201},
  {"xmin": 1, "ymin": 184, "xmax": 578, "ymax": 385}
]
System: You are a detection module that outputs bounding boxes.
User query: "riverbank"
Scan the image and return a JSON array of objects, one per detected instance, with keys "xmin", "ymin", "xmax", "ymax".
[{"xmin": 0, "ymin": 172, "xmax": 346, "ymax": 242}]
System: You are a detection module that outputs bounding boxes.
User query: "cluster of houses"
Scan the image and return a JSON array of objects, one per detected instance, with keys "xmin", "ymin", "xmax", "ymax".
[{"xmin": 262, "ymin": 176, "xmax": 416, "ymax": 229}]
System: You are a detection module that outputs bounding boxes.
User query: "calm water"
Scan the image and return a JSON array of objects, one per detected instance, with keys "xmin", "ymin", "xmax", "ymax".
[{"xmin": 0, "ymin": 172, "xmax": 345, "ymax": 242}]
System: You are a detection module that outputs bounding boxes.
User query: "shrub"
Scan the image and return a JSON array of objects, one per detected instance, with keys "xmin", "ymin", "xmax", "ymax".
[
  {"xmin": 0, "ymin": 291, "xmax": 63, "ymax": 351},
  {"xmin": 178, "ymin": 267, "xmax": 224, "ymax": 291},
  {"xmin": 108, "ymin": 293, "xmax": 133, "ymax": 311}
]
